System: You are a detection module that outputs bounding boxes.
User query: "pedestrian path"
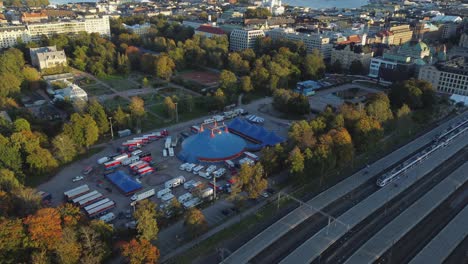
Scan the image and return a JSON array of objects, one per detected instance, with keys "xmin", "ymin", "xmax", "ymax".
[
  {"xmin": 408, "ymin": 201, "xmax": 468, "ymax": 264},
  {"xmin": 222, "ymin": 113, "xmax": 468, "ymax": 264},
  {"xmin": 345, "ymin": 162, "xmax": 468, "ymax": 264},
  {"xmin": 279, "ymin": 136, "xmax": 468, "ymax": 264}
]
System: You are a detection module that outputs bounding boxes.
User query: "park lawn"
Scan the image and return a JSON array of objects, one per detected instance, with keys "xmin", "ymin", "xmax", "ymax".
[
  {"xmin": 140, "ymin": 114, "xmax": 164, "ymax": 132},
  {"xmin": 81, "ymin": 83, "xmax": 113, "ymax": 96},
  {"xmin": 102, "ymin": 96, "xmax": 130, "ymax": 111},
  {"xmin": 149, "ymin": 103, "xmax": 207, "ymax": 124},
  {"xmin": 100, "ymin": 75, "xmax": 137, "ymax": 91},
  {"xmin": 139, "ymin": 93, "xmax": 165, "ymax": 106}
]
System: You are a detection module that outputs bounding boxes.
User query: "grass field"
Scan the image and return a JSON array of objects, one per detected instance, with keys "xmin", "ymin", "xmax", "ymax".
[
  {"xmin": 102, "ymin": 96, "xmax": 130, "ymax": 111},
  {"xmin": 101, "ymin": 75, "xmax": 137, "ymax": 91},
  {"xmin": 81, "ymin": 83, "xmax": 113, "ymax": 96}
]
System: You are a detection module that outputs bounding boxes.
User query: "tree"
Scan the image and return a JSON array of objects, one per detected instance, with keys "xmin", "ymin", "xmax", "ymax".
[
  {"xmin": 22, "ymin": 67, "xmax": 41, "ymax": 89},
  {"xmin": 245, "ymin": 7, "xmax": 272, "ymax": 18},
  {"xmin": 121, "ymin": 239, "xmax": 160, "ymax": 264},
  {"xmin": 58, "ymin": 203, "xmax": 82, "ymax": 227},
  {"xmin": 245, "ymin": 163, "xmax": 268, "ymax": 199},
  {"xmin": 142, "ymin": 77, "xmax": 149, "ymax": 87},
  {"xmin": 366, "ymin": 93, "xmax": 393, "ymax": 123},
  {"xmin": 228, "ymin": 176, "xmax": 242, "ymax": 201},
  {"xmin": 155, "ymin": 55, "xmax": 175, "ymax": 80},
  {"xmin": 13, "ymin": 118, "xmax": 31, "ymax": 132},
  {"xmin": 0, "ymin": 217, "xmax": 26, "ymax": 262},
  {"xmin": 302, "ymin": 49, "xmax": 325, "ymax": 80},
  {"xmin": 10, "ymin": 187, "xmax": 42, "ymax": 217},
  {"xmin": 213, "ymin": 88, "xmax": 226, "ymax": 110},
  {"xmin": 0, "ymin": 73, "xmax": 21, "ymax": 97},
  {"xmin": 228, "ymin": 53, "xmax": 250, "ymax": 75},
  {"xmin": 24, "ymin": 208, "xmax": 62, "ymax": 250},
  {"xmin": 133, "ymin": 200, "xmax": 159, "ymax": 241},
  {"xmin": 79, "ymin": 226, "xmax": 108, "ymax": 264},
  {"xmin": 26, "ymin": 147, "xmax": 58, "ymax": 173},
  {"xmin": 129, "ymin": 96, "xmax": 146, "ymax": 118},
  {"xmin": 164, "ymin": 96, "xmax": 176, "ymax": 119},
  {"xmin": 63, "ymin": 114, "xmax": 99, "ymax": 149},
  {"xmin": 396, "ymin": 104, "xmax": 411, "ymax": 119},
  {"xmin": 0, "ymin": 169, "xmax": 21, "ymax": 192},
  {"xmin": 241, "ymin": 76, "xmax": 253, "ymax": 93},
  {"xmin": 87, "ymin": 99, "xmax": 109, "ymax": 135},
  {"xmin": 113, "ymin": 106, "xmax": 129, "ymax": 128},
  {"xmin": 354, "ymin": 116, "xmax": 383, "ymax": 151},
  {"xmin": 52, "ymin": 133, "xmax": 77, "ymax": 163},
  {"xmin": 55, "ymin": 227, "xmax": 81, "ymax": 264},
  {"xmin": 331, "ymin": 128, "xmax": 354, "ymax": 164},
  {"xmin": 349, "ymin": 60, "xmax": 364, "ymax": 75},
  {"xmin": 329, "ymin": 60, "xmax": 342, "ymax": 74},
  {"xmin": 184, "ymin": 208, "xmax": 208, "ymax": 237},
  {"xmin": 288, "ymin": 146, "xmax": 305, "ymax": 175},
  {"xmin": 219, "ymin": 70, "xmax": 238, "ymax": 94}
]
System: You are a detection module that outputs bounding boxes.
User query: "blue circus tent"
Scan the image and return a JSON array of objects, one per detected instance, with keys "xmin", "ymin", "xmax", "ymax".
[
  {"xmin": 105, "ymin": 170, "xmax": 142, "ymax": 196},
  {"xmin": 228, "ymin": 118, "xmax": 286, "ymax": 148}
]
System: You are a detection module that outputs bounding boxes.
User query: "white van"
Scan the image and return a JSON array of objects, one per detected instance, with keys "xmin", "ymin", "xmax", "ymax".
[
  {"xmin": 99, "ymin": 212, "xmax": 115, "ymax": 223},
  {"xmin": 225, "ymin": 160, "xmax": 235, "ymax": 168},
  {"xmin": 178, "ymin": 192, "xmax": 193, "ymax": 203},
  {"xmin": 185, "ymin": 163, "xmax": 197, "ymax": 172},
  {"xmin": 163, "ymin": 149, "xmax": 168, "ymax": 157},
  {"xmin": 206, "ymin": 165, "xmax": 217, "ymax": 174},
  {"xmin": 179, "ymin": 163, "xmax": 189, "ymax": 170},
  {"xmin": 157, "ymin": 188, "xmax": 171, "ymax": 198},
  {"xmin": 164, "ymin": 176, "xmax": 186, "ymax": 189},
  {"xmin": 198, "ymin": 171, "xmax": 212, "ymax": 180},
  {"xmin": 213, "ymin": 168, "xmax": 226, "ymax": 178},
  {"xmin": 192, "ymin": 165, "xmax": 204, "ymax": 175},
  {"xmin": 184, "ymin": 180, "xmax": 196, "ymax": 190},
  {"xmin": 161, "ymin": 193, "xmax": 175, "ymax": 203}
]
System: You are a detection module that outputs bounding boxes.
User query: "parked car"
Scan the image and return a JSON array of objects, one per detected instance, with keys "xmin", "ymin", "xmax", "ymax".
[
  {"xmin": 261, "ymin": 192, "xmax": 269, "ymax": 198},
  {"xmin": 82, "ymin": 166, "xmax": 93, "ymax": 175},
  {"xmin": 72, "ymin": 175, "xmax": 84, "ymax": 182}
]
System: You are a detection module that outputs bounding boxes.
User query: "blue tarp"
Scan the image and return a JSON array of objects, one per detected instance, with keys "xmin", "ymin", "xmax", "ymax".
[
  {"xmin": 105, "ymin": 170, "xmax": 142, "ymax": 196},
  {"xmin": 228, "ymin": 118, "xmax": 286, "ymax": 147}
]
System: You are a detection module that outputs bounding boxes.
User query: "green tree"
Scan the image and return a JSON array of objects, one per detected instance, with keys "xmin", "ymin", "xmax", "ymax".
[
  {"xmin": 349, "ymin": 60, "xmax": 365, "ymax": 75},
  {"xmin": 155, "ymin": 55, "xmax": 175, "ymax": 80},
  {"xmin": 354, "ymin": 116, "xmax": 383, "ymax": 151},
  {"xmin": 0, "ymin": 169, "xmax": 21, "ymax": 192},
  {"xmin": 288, "ymin": 146, "xmax": 305, "ymax": 175},
  {"xmin": 366, "ymin": 93, "xmax": 393, "ymax": 123},
  {"xmin": 25, "ymin": 147, "xmax": 58, "ymax": 173},
  {"xmin": 331, "ymin": 128, "xmax": 354, "ymax": 164},
  {"xmin": 184, "ymin": 208, "xmax": 208, "ymax": 238},
  {"xmin": 241, "ymin": 76, "xmax": 253, "ymax": 93},
  {"xmin": 79, "ymin": 226, "xmax": 108, "ymax": 264},
  {"xmin": 129, "ymin": 96, "xmax": 146, "ymax": 130},
  {"xmin": 87, "ymin": 99, "xmax": 109, "ymax": 135},
  {"xmin": 0, "ymin": 218, "xmax": 26, "ymax": 263},
  {"xmin": 228, "ymin": 53, "xmax": 250, "ymax": 75},
  {"xmin": 133, "ymin": 200, "xmax": 159, "ymax": 241},
  {"xmin": 302, "ymin": 49, "xmax": 325, "ymax": 80},
  {"xmin": 164, "ymin": 96, "xmax": 176, "ymax": 119},
  {"xmin": 0, "ymin": 73, "xmax": 21, "ymax": 97},
  {"xmin": 213, "ymin": 88, "xmax": 226, "ymax": 110},
  {"xmin": 219, "ymin": 70, "xmax": 238, "ymax": 94},
  {"xmin": 113, "ymin": 106, "xmax": 129, "ymax": 128},
  {"xmin": 142, "ymin": 77, "xmax": 149, "ymax": 87},
  {"xmin": 63, "ymin": 113, "xmax": 99, "ymax": 149},
  {"xmin": 55, "ymin": 227, "xmax": 81, "ymax": 264},
  {"xmin": 52, "ymin": 133, "xmax": 77, "ymax": 163},
  {"xmin": 245, "ymin": 7, "xmax": 272, "ymax": 18},
  {"xmin": 396, "ymin": 104, "xmax": 411, "ymax": 119},
  {"xmin": 13, "ymin": 118, "xmax": 31, "ymax": 132},
  {"xmin": 245, "ymin": 163, "xmax": 268, "ymax": 199},
  {"xmin": 22, "ymin": 67, "xmax": 41, "ymax": 89}
]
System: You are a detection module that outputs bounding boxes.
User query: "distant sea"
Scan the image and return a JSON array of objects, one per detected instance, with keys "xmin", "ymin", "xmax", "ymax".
[{"xmin": 282, "ymin": 0, "xmax": 369, "ymax": 9}]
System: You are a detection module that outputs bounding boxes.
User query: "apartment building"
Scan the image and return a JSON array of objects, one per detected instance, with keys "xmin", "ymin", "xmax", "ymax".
[
  {"xmin": 267, "ymin": 28, "xmax": 332, "ymax": 58},
  {"xmin": 418, "ymin": 57, "xmax": 468, "ymax": 96},
  {"xmin": 331, "ymin": 45, "xmax": 374, "ymax": 71},
  {"xmin": 30, "ymin": 46, "xmax": 67, "ymax": 71},
  {"xmin": 230, "ymin": 29, "xmax": 265, "ymax": 51},
  {"xmin": 0, "ymin": 16, "xmax": 110, "ymax": 48},
  {"xmin": 21, "ymin": 12, "xmax": 48, "ymax": 23},
  {"xmin": 123, "ymin": 23, "xmax": 152, "ymax": 35},
  {"xmin": 389, "ymin": 25, "xmax": 413, "ymax": 46}
]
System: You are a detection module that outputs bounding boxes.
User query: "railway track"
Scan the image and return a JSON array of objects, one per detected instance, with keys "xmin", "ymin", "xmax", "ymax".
[
  {"xmin": 249, "ymin": 132, "xmax": 467, "ymax": 264},
  {"xmin": 376, "ymin": 180, "xmax": 468, "ymax": 264},
  {"xmin": 311, "ymin": 147, "xmax": 468, "ymax": 264}
]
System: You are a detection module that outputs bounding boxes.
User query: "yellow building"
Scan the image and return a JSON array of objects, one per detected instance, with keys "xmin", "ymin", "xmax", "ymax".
[{"xmin": 389, "ymin": 25, "xmax": 413, "ymax": 46}]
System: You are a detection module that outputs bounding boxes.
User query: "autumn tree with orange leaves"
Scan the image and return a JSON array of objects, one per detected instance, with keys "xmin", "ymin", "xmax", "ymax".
[
  {"xmin": 23, "ymin": 208, "xmax": 62, "ymax": 250},
  {"xmin": 121, "ymin": 238, "xmax": 160, "ymax": 264}
]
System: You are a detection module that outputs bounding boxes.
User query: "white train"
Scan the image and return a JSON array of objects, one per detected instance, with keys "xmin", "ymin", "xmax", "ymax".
[{"xmin": 377, "ymin": 119, "xmax": 468, "ymax": 187}]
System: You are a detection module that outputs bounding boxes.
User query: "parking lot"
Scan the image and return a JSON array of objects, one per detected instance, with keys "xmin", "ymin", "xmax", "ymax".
[{"xmin": 38, "ymin": 99, "xmax": 291, "ymax": 233}]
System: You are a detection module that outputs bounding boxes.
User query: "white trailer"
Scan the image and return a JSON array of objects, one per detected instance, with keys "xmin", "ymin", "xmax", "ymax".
[
  {"xmin": 161, "ymin": 193, "xmax": 175, "ymax": 203},
  {"xmin": 86, "ymin": 200, "xmax": 115, "ymax": 217},
  {"xmin": 157, "ymin": 188, "xmax": 171, "ymax": 198},
  {"xmin": 171, "ymin": 137, "xmax": 178, "ymax": 148},
  {"xmin": 192, "ymin": 165, "xmax": 204, "ymax": 175},
  {"xmin": 77, "ymin": 193, "xmax": 104, "ymax": 208},
  {"xmin": 71, "ymin": 190, "xmax": 99, "ymax": 204},
  {"xmin": 131, "ymin": 188, "xmax": 156, "ymax": 202},
  {"xmin": 213, "ymin": 168, "xmax": 226, "ymax": 178},
  {"xmin": 206, "ymin": 165, "xmax": 217, "ymax": 174},
  {"xmin": 99, "ymin": 212, "xmax": 116, "ymax": 223},
  {"xmin": 179, "ymin": 163, "xmax": 189, "ymax": 170},
  {"xmin": 122, "ymin": 156, "xmax": 140, "ymax": 166},
  {"xmin": 185, "ymin": 163, "xmax": 197, "ymax": 172},
  {"xmin": 200, "ymin": 187, "xmax": 214, "ymax": 199},
  {"xmin": 165, "ymin": 137, "xmax": 172, "ymax": 149},
  {"xmin": 164, "ymin": 175, "xmax": 186, "ymax": 189},
  {"xmin": 113, "ymin": 153, "xmax": 129, "ymax": 161},
  {"xmin": 97, "ymin": 157, "xmax": 110, "ymax": 164},
  {"xmin": 169, "ymin": 147, "xmax": 174, "ymax": 157},
  {"xmin": 178, "ymin": 192, "xmax": 193, "ymax": 203},
  {"xmin": 244, "ymin": 151, "xmax": 259, "ymax": 161},
  {"xmin": 213, "ymin": 115, "xmax": 224, "ymax": 122},
  {"xmin": 183, "ymin": 180, "xmax": 196, "ymax": 190},
  {"xmin": 64, "ymin": 184, "xmax": 90, "ymax": 201},
  {"xmin": 183, "ymin": 197, "xmax": 202, "ymax": 209},
  {"xmin": 163, "ymin": 149, "xmax": 168, "ymax": 157},
  {"xmin": 84, "ymin": 198, "xmax": 110, "ymax": 211}
]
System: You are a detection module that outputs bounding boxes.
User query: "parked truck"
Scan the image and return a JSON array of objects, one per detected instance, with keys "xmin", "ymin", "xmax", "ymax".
[{"xmin": 130, "ymin": 188, "xmax": 156, "ymax": 202}]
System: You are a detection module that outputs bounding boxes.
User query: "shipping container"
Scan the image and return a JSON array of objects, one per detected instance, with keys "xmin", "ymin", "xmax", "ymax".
[
  {"xmin": 64, "ymin": 185, "xmax": 90, "ymax": 201},
  {"xmin": 77, "ymin": 193, "xmax": 104, "ymax": 208},
  {"xmin": 72, "ymin": 190, "xmax": 99, "ymax": 204},
  {"xmin": 86, "ymin": 201, "xmax": 115, "ymax": 217}
]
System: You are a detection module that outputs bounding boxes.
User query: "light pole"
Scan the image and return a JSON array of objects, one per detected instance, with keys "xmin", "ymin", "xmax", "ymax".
[
  {"xmin": 108, "ymin": 116, "xmax": 114, "ymax": 140},
  {"xmin": 175, "ymin": 102, "xmax": 179, "ymax": 123}
]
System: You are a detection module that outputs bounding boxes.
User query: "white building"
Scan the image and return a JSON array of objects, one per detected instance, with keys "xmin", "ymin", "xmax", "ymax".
[
  {"xmin": 123, "ymin": 23, "xmax": 152, "ymax": 35},
  {"xmin": 230, "ymin": 29, "xmax": 265, "ymax": 51},
  {"xmin": 30, "ymin": 46, "xmax": 67, "ymax": 71},
  {"xmin": 54, "ymin": 82, "xmax": 88, "ymax": 102},
  {"xmin": 267, "ymin": 28, "xmax": 332, "ymax": 58},
  {"xmin": 0, "ymin": 16, "xmax": 110, "ymax": 48},
  {"xmin": 331, "ymin": 46, "xmax": 374, "ymax": 71},
  {"xmin": 262, "ymin": 0, "xmax": 284, "ymax": 16},
  {"xmin": 418, "ymin": 57, "xmax": 468, "ymax": 96}
]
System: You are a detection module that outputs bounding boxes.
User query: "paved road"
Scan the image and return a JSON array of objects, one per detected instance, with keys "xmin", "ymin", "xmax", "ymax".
[
  {"xmin": 278, "ymin": 131, "xmax": 468, "ymax": 264},
  {"xmin": 408, "ymin": 199, "xmax": 468, "ymax": 264},
  {"xmin": 221, "ymin": 112, "xmax": 468, "ymax": 264},
  {"xmin": 345, "ymin": 162, "xmax": 468, "ymax": 264}
]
